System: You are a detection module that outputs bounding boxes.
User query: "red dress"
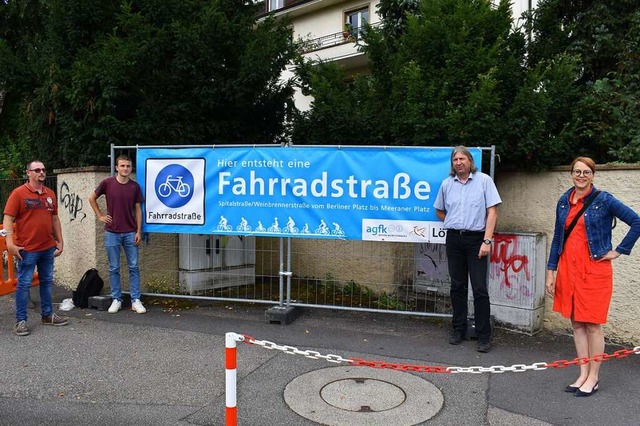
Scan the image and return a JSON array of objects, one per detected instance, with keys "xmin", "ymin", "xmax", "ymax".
[{"xmin": 554, "ymin": 193, "xmax": 613, "ymax": 324}]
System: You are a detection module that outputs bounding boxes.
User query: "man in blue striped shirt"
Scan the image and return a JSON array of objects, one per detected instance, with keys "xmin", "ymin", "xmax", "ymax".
[{"xmin": 434, "ymin": 146, "xmax": 502, "ymax": 353}]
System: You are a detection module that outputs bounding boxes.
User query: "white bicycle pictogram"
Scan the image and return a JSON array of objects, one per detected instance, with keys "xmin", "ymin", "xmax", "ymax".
[
  {"xmin": 158, "ymin": 175, "xmax": 191, "ymax": 198},
  {"xmin": 331, "ymin": 222, "xmax": 345, "ymax": 236},
  {"xmin": 283, "ymin": 217, "xmax": 298, "ymax": 234},
  {"xmin": 268, "ymin": 217, "xmax": 281, "ymax": 233},
  {"xmin": 217, "ymin": 216, "xmax": 232, "ymax": 231},
  {"xmin": 236, "ymin": 217, "xmax": 252, "ymax": 232},
  {"xmin": 283, "ymin": 225, "xmax": 299, "ymax": 234},
  {"xmin": 315, "ymin": 220, "xmax": 330, "ymax": 235}
]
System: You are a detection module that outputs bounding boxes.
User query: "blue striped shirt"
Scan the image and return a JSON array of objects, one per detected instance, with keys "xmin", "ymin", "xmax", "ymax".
[{"xmin": 433, "ymin": 172, "xmax": 502, "ymax": 231}]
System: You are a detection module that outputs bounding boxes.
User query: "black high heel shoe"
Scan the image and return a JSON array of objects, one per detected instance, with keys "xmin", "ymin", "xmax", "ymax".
[
  {"xmin": 564, "ymin": 384, "xmax": 580, "ymax": 393},
  {"xmin": 564, "ymin": 379, "xmax": 586, "ymax": 392},
  {"xmin": 575, "ymin": 381, "xmax": 599, "ymax": 397}
]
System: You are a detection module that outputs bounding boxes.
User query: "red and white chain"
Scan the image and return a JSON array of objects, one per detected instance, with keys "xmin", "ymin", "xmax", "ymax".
[
  {"xmin": 240, "ymin": 335, "xmax": 351, "ymax": 364},
  {"xmin": 240, "ymin": 335, "xmax": 639, "ymax": 375}
]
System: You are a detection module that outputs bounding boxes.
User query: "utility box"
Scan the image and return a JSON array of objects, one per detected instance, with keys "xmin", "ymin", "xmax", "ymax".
[
  {"xmin": 413, "ymin": 243, "xmax": 450, "ymax": 295},
  {"xmin": 179, "ymin": 234, "xmax": 256, "ymax": 294},
  {"xmin": 414, "ymin": 232, "xmax": 546, "ymax": 335},
  {"xmin": 488, "ymin": 232, "xmax": 547, "ymax": 334}
]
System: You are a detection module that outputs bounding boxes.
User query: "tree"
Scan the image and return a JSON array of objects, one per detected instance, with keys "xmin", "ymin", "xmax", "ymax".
[
  {"xmin": 293, "ymin": 0, "xmax": 571, "ymax": 169},
  {"xmin": 0, "ymin": 0, "xmax": 50, "ymax": 176},
  {"xmin": 292, "ymin": 0, "xmax": 640, "ymax": 170},
  {"xmin": 0, "ymin": 0, "xmax": 297, "ymax": 170},
  {"xmin": 376, "ymin": 0, "xmax": 420, "ymax": 39},
  {"xmin": 528, "ymin": 0, "xmax": 640, "ymax": 162}
]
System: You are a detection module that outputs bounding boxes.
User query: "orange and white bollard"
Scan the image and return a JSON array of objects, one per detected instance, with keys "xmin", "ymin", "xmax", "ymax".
[{"xmin": 225, "ymin": 332, "xmax": 242, "ymax": 426}]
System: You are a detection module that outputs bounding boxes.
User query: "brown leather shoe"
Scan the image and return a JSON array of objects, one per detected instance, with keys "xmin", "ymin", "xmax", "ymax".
[
  {"xmin": 14, "ymin": 320, "xmax": 30, "ymax": 336},
  {"xmin": 41, "ymin": 313, "xmax": 69, "ymax": 326}
]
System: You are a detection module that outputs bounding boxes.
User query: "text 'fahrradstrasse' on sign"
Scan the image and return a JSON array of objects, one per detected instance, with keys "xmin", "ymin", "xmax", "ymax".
[
  {"xmin": 147, "ymin": 212, "xmax": 203, "ymax": 220},
  {"xmin": 217, "ymin": 171, "xmax": 432, "ymax": 200}
]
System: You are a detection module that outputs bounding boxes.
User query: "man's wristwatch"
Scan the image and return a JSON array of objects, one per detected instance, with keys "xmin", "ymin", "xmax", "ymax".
[{"xmin": 483, "ymin": 239, "xmax": 493, "ymax": 245}]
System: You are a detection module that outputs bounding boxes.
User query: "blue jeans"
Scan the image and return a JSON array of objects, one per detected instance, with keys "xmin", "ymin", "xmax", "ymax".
[
  {"xmin": 16, "ymin": 247, "xmax": 56, "ymax": 322},
  {"xmin": 105, "ymin": 231, "xmax": 140, "ymax": 301}
]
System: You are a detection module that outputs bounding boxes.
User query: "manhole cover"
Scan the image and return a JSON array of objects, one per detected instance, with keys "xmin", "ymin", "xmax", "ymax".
[
  {"xmin": 284, "ymin": 366, "xmax": 444, "ymax": 426},
  {"xmin": 321, "ymin": 378, "xmax": 405, "ymax": 412}
]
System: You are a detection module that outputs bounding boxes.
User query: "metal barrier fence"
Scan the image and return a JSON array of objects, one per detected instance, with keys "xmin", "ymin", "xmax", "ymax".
[
  {"xmin": 137, "ymin": 235, "xmax": 453, "ymax": 317},
  {"xmin": 111, "ymin": 144, "xmax": 489, "ymax": 318}
]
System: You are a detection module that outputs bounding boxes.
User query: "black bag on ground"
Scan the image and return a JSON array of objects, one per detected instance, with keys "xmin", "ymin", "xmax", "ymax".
[{"xmin": 72, "ymin": 268, "xmax": 104, "ymax": 308}]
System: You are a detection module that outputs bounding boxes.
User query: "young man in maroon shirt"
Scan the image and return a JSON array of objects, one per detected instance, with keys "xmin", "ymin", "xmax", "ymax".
[{"xmin": 89, "ymin": 155, "xmax": 146, "ymax": 314}]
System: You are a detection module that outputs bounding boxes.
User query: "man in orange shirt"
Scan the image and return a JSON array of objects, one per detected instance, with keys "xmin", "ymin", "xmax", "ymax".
[{"xmin": 3, "ymin": 160, "xmax": 68, "ymax": 336}]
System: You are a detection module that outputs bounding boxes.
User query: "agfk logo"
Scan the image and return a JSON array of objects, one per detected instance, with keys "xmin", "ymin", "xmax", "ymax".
[{"xmin": 366, "ymin": 224, "xmax": 388, "ymax": 235}]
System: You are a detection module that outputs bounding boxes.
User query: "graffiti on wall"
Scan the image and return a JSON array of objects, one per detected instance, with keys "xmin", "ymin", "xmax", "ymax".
[
  {"xmin": 490, "ymin": 234, "xmax": 532, "ymax": 300},
  {"xmin": 59, "ymin": 181, "xmax": 87, "ymax": 223}
]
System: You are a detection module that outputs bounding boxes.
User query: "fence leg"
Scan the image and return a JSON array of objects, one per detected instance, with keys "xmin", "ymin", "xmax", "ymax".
[{"xmin": 225, "ymin": 332, "xmax": 239, "ymax": 426}]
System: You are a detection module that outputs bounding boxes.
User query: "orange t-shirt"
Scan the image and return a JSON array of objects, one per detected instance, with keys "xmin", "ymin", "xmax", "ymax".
[{"xmin": 3, "ymin": 183, "xmax": 58, "ymax": 252}]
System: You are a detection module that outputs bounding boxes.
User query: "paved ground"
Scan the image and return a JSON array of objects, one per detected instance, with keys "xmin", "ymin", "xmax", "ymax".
[{"xmin": 1, "ymin": 287, "xmax": 638, "ymax": 425}]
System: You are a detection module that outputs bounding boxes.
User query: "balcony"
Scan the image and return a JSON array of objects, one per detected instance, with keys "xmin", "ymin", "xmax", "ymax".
[
  {"xmin": 300, "ymin": 29, "xmax": 356, "ymax": 53},
  {"xmin": 299, "ymin": 23, "xmax": 379, "ymax": 54}
]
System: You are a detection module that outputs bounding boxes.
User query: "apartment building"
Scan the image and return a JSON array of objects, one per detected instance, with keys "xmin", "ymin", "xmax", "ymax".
[{"xmin": 264, "ymin": 0, "xmax": 537, "ymax": 112}]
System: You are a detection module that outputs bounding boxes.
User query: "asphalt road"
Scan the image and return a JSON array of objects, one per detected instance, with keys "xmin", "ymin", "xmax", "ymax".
[{"xmin": 1, "ymin": 288, "xmax": 638, "ymax": 425}]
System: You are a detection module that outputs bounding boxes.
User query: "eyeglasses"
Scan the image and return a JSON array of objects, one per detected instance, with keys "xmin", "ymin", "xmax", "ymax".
[
  {"xmin": 28, "ymin": 168, "xmax": 47, "ymax": 173},
  {"xmin": 572, "ymin": 169, "xmax": 592, "ymax": 177}
]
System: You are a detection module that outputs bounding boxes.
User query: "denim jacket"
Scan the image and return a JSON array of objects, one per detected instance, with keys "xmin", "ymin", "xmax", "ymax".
[{"xmin": 547, "ymin": 186, "xmax": 640, "ymax": 270}]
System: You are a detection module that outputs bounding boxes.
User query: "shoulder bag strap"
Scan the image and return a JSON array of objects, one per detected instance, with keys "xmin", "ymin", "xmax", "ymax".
[{"xmin": 564, "ymin": 190, "xmax": 601, "ymax": 241}]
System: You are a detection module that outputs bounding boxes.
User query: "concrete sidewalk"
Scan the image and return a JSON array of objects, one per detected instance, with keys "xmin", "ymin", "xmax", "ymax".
[{"xmin": 1, "ymin": 288, "xmax": 638, "ymax": 425}]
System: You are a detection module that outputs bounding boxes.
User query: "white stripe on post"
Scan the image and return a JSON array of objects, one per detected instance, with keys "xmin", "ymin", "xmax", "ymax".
[{"xmin": 225, "ymin": 332, "xmax": 239, "ymax": 426}]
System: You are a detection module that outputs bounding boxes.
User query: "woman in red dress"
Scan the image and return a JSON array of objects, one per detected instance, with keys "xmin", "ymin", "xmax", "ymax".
[{"xmin": 546, "ymin": 157, "xmax": 640, "ymax": 397}]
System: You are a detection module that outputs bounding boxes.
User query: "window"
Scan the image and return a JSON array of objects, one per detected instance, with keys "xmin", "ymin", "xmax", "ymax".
[
  {"xmin": 269, "ymin": 0, "xmax": 284, "ymax": 12},
  {"xmin": 345, "ymin": 7, "xmax": 369, "ymax": 37}
]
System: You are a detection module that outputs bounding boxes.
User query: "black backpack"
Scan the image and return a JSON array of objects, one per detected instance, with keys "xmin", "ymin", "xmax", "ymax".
[{"xmin": 72, "ymin": 268, "xmax": 104, "ymax": 308}]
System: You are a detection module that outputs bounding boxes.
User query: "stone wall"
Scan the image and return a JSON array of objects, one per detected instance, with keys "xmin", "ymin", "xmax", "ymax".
[
  {"xmin": 288, "ymin": 239, "xmax": 404, "ymax": 293},
  {"xmin": 54, "ymin": 167, "xmax": 110, "ymax": 288}
]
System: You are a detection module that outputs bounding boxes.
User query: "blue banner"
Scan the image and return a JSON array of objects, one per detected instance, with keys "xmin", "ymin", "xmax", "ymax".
[{"xmin": 137, "ymin": 146, "xmax": 482, "ymax": 242}]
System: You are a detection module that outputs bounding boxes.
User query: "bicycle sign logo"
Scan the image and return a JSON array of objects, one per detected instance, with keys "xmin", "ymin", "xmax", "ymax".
[
  {"xmin": 158, "ymin": 175, "xmax": 191, "ymax": 198},
  {"xmin": 154, "ymin": 164, "xmax": 194, "ymax": 208}
]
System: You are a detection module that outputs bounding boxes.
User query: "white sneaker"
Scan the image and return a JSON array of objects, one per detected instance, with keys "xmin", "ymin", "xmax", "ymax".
[
  {"xmin": 131, "ymin": 299, "xmax": 146, "ymax": 314},
  {"xmin": 108, "ymin": 299, "xmax": 122, "ymax": 314}
]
